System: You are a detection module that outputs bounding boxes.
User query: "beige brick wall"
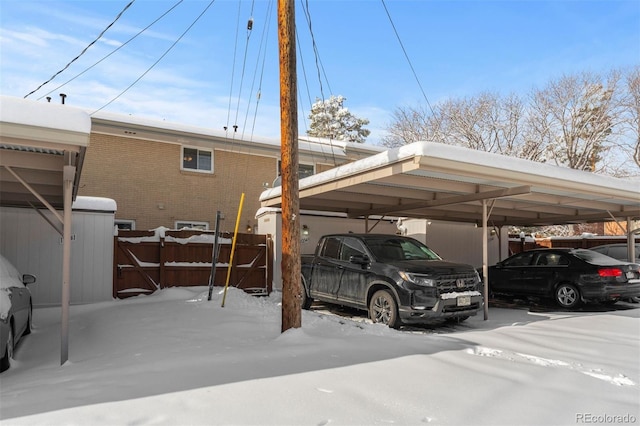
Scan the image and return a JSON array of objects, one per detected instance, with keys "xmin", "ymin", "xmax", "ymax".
[{"xmin": 80, "ymin": 134, "xmax": 278, "ymax": 232}]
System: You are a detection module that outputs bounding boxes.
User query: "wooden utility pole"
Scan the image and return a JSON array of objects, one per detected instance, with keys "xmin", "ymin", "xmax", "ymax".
[{"xmin": 278, "ymin": 0, "xmax": 302, "ymax": 331}]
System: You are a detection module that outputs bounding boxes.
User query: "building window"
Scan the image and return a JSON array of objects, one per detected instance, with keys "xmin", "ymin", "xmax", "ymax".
[
  {"xmin": 182, "ymin": 146, "xmax": 212, "ymax": 173},
  {"xmin": 115, "ymin": 220, "xmax": 136, "ymax": 230},
  {"xmin": 274, "ymin": 161, "xmax": 314, "ymax": 186},
  {"xmin": 175, "ymin": 221, "xmax": 209, "ymax": 230}
]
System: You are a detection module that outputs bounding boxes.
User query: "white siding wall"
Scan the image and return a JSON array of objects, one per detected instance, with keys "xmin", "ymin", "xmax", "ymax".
[
  {"xmin": 404, "ymin": 219, "xmax": 507, "ymax": 268},
  {"xmin": 0, "ymin": 206, "xmax": 115, "ymax": 306}
]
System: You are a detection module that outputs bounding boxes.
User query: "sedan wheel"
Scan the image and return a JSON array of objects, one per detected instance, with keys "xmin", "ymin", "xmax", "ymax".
[
  {"xmin": 1, "ymin": 327, "xmax": 14, "ymax": 372},
  {"xmin": 24, "ymin": 305, "xmax": 32, "ymax": 336},
  {"xmin": 555, "ymin": 283, "xmax": 581, "ymax": 309},
  {"xmin": 369, "ymin": 290, "xmax": 400, "ymax": 328},
  {"xmin": 7, "ymin": 327, "xmax": 14, "ymax": 360}
]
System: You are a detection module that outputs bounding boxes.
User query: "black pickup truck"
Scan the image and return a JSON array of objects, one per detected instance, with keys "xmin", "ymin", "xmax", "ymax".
[{"xmin": 300, "ymin": 233, "xmax": 482, "ymax": 328}]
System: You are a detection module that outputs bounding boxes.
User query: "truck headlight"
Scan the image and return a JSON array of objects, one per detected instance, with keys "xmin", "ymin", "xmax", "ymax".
[{"xmin": 399, "ymin": 271, "xmax": 436, "ymax": 287}]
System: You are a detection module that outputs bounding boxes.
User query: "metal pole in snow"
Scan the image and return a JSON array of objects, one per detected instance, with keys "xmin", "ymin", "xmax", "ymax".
[
  {"xmin": 221, "ymin": 193, "xmax": 245, "ymax": 307},
  {"xmin": 207, "ymin": 211, "xmax": 222, "ymax": 301}
]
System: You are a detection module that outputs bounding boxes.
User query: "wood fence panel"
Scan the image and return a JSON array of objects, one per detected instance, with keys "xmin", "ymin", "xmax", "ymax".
[
  {"xmin": 510, "ymin": 236, "xmax": 634, "ymax": 255},
  {"xmin": 113, "ymin": 240, "xmax": 161, "ymax": 298},
  {"xmin": 114, "ymin": 230, "xmax": 272, "ymax": 299}
]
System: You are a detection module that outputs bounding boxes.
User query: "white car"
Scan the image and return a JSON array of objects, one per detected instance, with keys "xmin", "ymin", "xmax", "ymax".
[{"xmin": 1, "ymin": 254, "xmax": 36, "ymax": 372}]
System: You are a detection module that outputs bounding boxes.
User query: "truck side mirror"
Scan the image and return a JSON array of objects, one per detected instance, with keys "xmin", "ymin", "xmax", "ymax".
[
  {"xmin": 22, "ymin": 274, "xmax": 36, "ymax": 285},
  {"xmin": 349, "ymin": 254, "xmax": 370, "ymax": 266}
]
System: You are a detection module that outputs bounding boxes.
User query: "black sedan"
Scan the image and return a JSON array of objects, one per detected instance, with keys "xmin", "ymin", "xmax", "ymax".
[{"xmin": 486, "ymin": 248, "xmax": 640, "ymax": 309}]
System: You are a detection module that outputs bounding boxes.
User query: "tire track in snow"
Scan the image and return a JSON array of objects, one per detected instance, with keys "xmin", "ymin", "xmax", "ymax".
[{"xmin": 467, "ymin": 346, "xmax": 636, "ymax": 387}]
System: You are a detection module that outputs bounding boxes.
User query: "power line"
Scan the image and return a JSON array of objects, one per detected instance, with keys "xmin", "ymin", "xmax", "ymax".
[
  {"xmin": 91, "ymin": 0, "xmax": 216, "ymax": 115},
  {"xmin": 37, "ymin": 0, "xmax": 185, "ymax": 101},
  {"xmin": 243, "ymin": 0, "xmax": 275, "ymax": 141},
  {"xmin": 225, "ymin": 0, "xmax": 243, "ymax": 135},
  {"xmin": 299, "ymin": 0, "xmax": 338, "ymax": 167},
  {"xmin": 380, "ymin": 0, "xmax": 435, "ymax": 116},
  {"xmin": 231, "ymin": 0, "xmax": 257, "ymax": 138},
  {"xmin": 296, "ymin": 30, "xmax": 312, "ymax": 111},
  {"xmin": 300, "ymin": 0, "xmax": 332, "ymax": 100},
  {"xmin": 24, "ymin": 0, "xmax": 136, "ymax": 99}
]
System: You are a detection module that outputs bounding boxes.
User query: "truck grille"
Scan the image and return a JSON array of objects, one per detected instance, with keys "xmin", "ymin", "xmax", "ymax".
[{"xmin": 437, "ymin": 273, "xmax": 478, "ymax": 293}]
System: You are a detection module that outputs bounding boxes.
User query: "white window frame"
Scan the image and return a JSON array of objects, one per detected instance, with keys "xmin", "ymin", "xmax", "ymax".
[
  {"xmin": 181, "ymin": 146, "xmax": 213, "ymax": 173},
  {"xmin": 175, "ymin": 221, "xmax": 209, "ymax": 230}
]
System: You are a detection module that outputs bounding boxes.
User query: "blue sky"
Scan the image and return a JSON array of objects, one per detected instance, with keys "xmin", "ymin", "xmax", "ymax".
[{"xmin": 1, "ymin": 0, "xmax": 638, "ymax": 144}]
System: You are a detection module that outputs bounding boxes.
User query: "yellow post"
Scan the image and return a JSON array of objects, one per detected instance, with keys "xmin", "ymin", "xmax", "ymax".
[{"xmin": 222, "ymin": 193, "xmax": 245, "ymax": 307}]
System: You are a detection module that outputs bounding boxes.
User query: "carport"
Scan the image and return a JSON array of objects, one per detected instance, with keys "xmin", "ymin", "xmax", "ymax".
[
  {"xmin": 260, "ymin": 142, "xmax": 640, "ymax": 318},
  {"xmin": 0, "ymin": 95, "xmax": 91, "ymax": 364}
]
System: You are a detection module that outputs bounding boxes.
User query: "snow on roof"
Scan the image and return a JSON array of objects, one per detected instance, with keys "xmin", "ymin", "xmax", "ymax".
[
  {"xmin": 260, "ymin": 141, "xmax": 640, "ymax": 200},
  {"xmin": 406, "ymin": 142, "xmax": 639, "ymax": 193},
  {"xmin": 0, "ymin": 95, "xmax": 91, "ymax": 136},
  {"xmin": 73, "ymin": 196, "xmax": 117, "ymax": 212},
  {"xmin": 90, "ymin": 110, "xmax": 383, "ymax": 159},
  {"xmin": 91, "ymin": 110, "xmax": 236, "ymax": 140}
]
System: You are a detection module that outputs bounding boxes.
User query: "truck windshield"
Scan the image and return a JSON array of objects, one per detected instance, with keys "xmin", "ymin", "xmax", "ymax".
[{"xmin": 364, "ymin": 237, "xmax": 442, "ymax": 262}]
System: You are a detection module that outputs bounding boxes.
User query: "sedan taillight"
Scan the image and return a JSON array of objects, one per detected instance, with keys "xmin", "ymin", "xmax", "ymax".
[{"xmin": 598, "ymin": 268, "xmax": 623, "ymax": 277}]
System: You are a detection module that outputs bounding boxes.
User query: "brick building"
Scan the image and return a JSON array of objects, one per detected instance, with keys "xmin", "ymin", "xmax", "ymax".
[{"xmin": 79, "ymin": 112, "xmax": 383, "ymax": 232}]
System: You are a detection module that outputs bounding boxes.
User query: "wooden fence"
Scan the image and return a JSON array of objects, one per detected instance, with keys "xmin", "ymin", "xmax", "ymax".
[
  {"xmin": 114, "ymin": 229, "xmax": 273, "ymax": 298},
  {"xmin": 509, "ymin": 235, "xmax": 635, "ymax": 255}
]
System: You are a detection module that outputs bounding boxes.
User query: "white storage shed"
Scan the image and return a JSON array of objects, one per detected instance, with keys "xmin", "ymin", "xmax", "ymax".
[{"xmin": 0, "ymin": 197, "xmax": 116, "ymax": 307}]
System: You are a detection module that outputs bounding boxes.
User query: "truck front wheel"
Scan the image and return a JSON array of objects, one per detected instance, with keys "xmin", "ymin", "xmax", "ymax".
[
  {"xmin": 369, "ymin": 290, "xmax": 400, "ymax": 329},
  {"xmin": 300, "ymin": 276, "xmax": 313, "ymax": 310}
]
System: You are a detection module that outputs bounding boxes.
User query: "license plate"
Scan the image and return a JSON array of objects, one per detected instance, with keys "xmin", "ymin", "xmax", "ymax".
[
  {"xmin": 627, "ymin": 272, "xmax": 635, "ymax": 279},
  {"xmin": 457, "ymin": 296, "xmax": 471, "ymax": 306}
]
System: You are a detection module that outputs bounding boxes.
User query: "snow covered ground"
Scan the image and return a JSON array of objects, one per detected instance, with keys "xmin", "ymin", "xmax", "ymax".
[{"xmin": 1, "ymin": 287, "xmax": 638, "ymax": 426}]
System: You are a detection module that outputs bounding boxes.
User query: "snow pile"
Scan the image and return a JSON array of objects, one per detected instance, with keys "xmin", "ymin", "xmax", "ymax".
[{"xmin": 0, "ymin": 286, "xmax": 638, "ymax": 425}]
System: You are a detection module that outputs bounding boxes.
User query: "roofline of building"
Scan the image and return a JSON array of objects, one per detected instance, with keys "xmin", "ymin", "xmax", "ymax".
[{"xmin": 89, "ymin": 110, "xmax": 384, "ymax": 165}]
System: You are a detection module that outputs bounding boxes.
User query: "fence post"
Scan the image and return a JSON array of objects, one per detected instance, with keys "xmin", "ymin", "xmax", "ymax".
[
  {"xmin": 159, "ymin": 235, "xmax": 166, "ymax": 289},
  {"xmin": 113, "ymin": 236, "xmax": 119, "ymax": 298}
]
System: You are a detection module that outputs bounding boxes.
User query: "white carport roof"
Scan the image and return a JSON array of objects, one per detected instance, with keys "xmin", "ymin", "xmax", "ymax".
[
  {"xmin": 260, "ymin": 142, "xmax": 640, "ymax": 227},
  {"xmin": 0, "ymin": 95, "xmax": 91, "ymax": 366},
  {"xmin": 0, "ymin": 96, "xmax": 90, "ymax": 209}
]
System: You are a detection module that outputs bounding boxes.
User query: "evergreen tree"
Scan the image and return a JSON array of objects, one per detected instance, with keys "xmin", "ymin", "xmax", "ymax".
[{"xmin": 307, "ymin": 95, "xmax": 370, "ymax": 143}]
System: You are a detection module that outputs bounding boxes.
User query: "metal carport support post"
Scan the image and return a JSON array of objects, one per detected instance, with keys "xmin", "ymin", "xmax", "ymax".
[
  {"xmin": 61, "ymin": 164, "xmax": 75, "ymax": 365},
  {"xmin": 482, "ymin": 200, "xmax": 489, "ymax": 320},
  {"xmin": 628, "ymin": 218, "xmax": 638, "ymax": 262}
]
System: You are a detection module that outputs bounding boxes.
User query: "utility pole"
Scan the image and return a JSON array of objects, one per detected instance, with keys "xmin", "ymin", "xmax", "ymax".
[{"xmin": 278, "ymin": 0, "xmax": 302, "ymax": 331}]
